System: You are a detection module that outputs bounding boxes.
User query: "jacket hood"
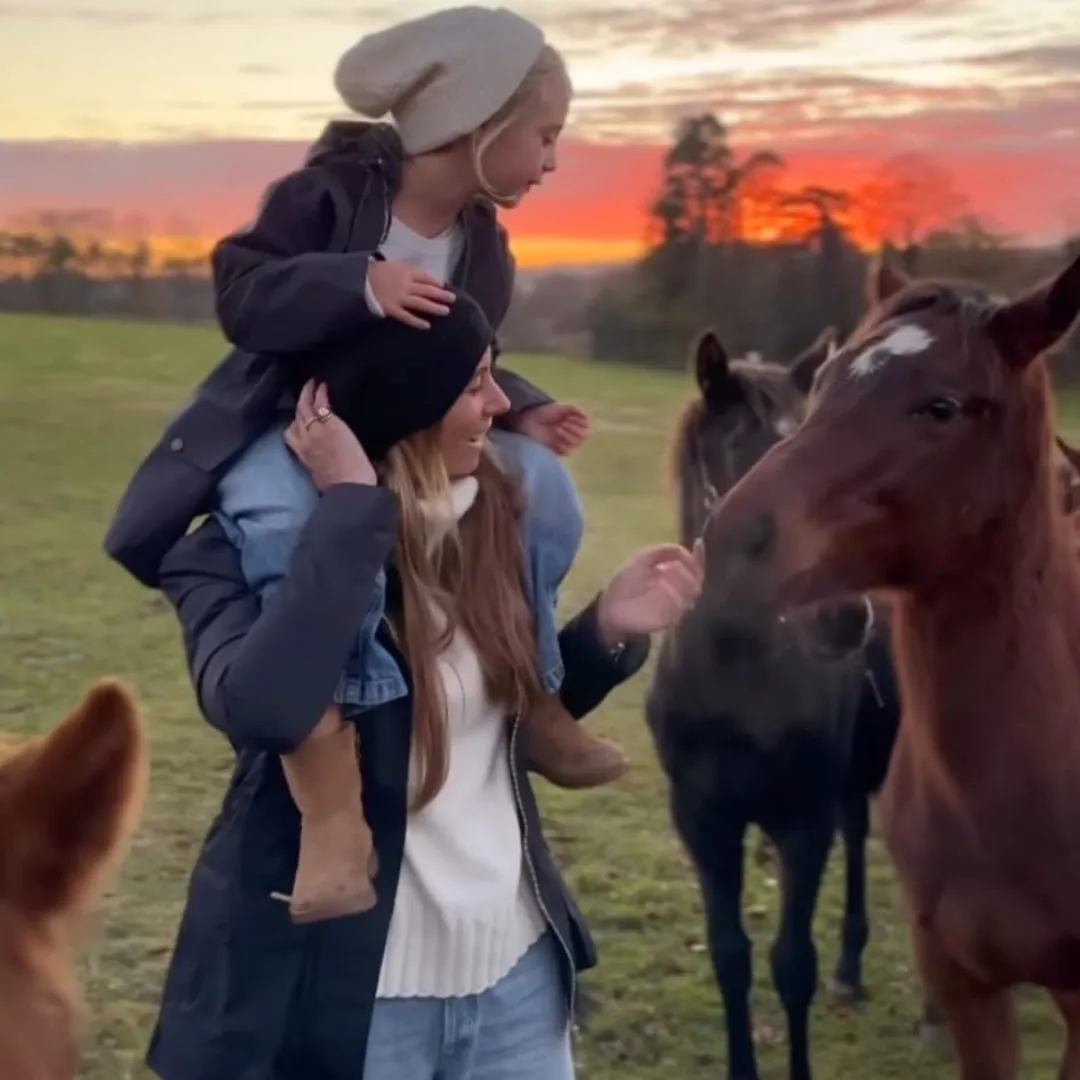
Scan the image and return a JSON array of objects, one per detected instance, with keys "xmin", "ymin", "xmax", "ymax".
[
  {"xmin": 305, "ymin": 120, "xmax": 404, "ymax": 175},
  {"xmin": 302, "ymin": 119, "xmax": 500, "ymax": 229}
]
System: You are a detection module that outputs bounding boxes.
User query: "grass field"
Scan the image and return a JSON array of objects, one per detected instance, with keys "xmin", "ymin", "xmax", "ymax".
[{"xmin": 2, "ymin": 310, "xmax": 1079, "ymax": 1079}]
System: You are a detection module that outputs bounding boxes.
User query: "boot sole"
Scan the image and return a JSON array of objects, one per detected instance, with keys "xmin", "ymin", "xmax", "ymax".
[{"xmin": 536, "ymin": 756, "xmax": 629, "ymax": 790}]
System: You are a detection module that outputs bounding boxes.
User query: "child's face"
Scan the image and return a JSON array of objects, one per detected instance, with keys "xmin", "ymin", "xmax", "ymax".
[
  {"xmin": 438, "ymin": 348, "xmax": 510, "ymax": 478},
  {"xmin": 480, "ymin": 71, "xmax": 571, "ymax": 207}
]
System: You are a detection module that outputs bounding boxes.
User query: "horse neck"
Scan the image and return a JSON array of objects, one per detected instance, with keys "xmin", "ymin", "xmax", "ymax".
[{"xmin": 894, "ymin": 465, "xmax": 1080, "ymax": 783}]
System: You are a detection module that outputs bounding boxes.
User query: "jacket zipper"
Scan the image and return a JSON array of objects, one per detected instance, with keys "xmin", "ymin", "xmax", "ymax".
[
  {"xmin": 374, "ymin": 159, "xmax": 392, "ymax": 247},
  {"xmin": 508, "ymin": 709, "xmax": 578, "ymax": 1031},
  {"xmin": 454, "ymin": 207, "xmax": 472, "ymax": 287}
]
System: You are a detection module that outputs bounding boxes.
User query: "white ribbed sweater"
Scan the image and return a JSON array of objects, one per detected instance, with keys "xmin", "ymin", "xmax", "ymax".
[{"xmin": 376, "ymin": 477, "xmax": 547, "ymax": 999}]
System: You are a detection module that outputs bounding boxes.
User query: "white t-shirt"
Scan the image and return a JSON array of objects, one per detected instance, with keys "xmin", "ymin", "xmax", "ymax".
[{"xmin": 363, "ymin": 215, "xmax": 464, "ymax": 317}]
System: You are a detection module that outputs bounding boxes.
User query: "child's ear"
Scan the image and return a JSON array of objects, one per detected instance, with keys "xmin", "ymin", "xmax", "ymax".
[{"xmin": 1, "ymin": 680, "xmax": 147, "ymax": 920}]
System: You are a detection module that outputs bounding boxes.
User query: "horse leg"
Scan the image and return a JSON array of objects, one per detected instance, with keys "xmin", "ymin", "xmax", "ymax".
[
  {"xmin": 829, "ymin": 792, "xmax": 870, "ymax": 1005},
  {"xmin": 675, "ymin": 798, "xmax": 759, "ymax": 1080},
  {"xmin": 918, "ymin": 995, "xmax": 954, "ymax": 1059},
  {"xmin": 932, "ymin": 989, "xmax": 1018, "ymax": 1080},
  {"xmin": 1051, "ymin": 991, "xmax": 1080, "ymax": 1079},
  {"xmin": 769, "ymin": 812, "xmax": 835, "ymax": 1080},
  {"xmin": 913, "ymin": 929, "xmax": 1018, "ymax": 1080}
]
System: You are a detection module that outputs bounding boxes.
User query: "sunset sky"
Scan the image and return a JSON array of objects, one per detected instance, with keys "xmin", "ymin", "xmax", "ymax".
[{"xmin": 1, "ymin": 0, "xmax": 1079, "ymax": 267}]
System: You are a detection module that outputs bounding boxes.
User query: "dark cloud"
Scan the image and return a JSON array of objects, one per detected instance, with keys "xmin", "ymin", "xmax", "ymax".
[
  {"xmin": 237, "ymin": 100, "xmax": 337, "ymax": 113},
  {"xmin": 545, "ymin": 0, "xmax": 974, "ymax": 55},
  {"xmin": 284, "ymin": 0, "xmax": 976, "ymax": 55},
  {"xmin": 294, "ymin": 4, "xmax": 406, "ymax": 24},
  {"xmin": 566, "ymin": 66, "xmax": 1074, "ymax": 147},
  {"xmin": 238, "ymin": 63, "xmax": 286, "ymax": 77},
  {"xmin": 963, "ymin": 42, "xmax": 1080, "ymax": 77},
  {"xmin": 0, "ymin": 3, "xmax": 237, "ymax": 24},
  {"xmin": 2, "ymin": 125, "xmax": 1077, "ymax": 248}
]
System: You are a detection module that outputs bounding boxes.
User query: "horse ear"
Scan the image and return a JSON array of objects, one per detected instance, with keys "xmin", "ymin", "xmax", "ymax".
[
  {"xmin": 989, "ymin": 253, "xmax": 1080, "ymax": 368},
  {"xmin": 867, "ymin": 255, "xmax": 908, "ymax": 305},
  {"xmin": 691, "ymin": 328, "xmax": 740, "ymax": 407},
  {"xmin": 789, "ymin": 326, "xmax": 837, "ymax": 395},
  {"xmin": 2, "ymin": 680, "xmax": 147, "ymax": 920}
]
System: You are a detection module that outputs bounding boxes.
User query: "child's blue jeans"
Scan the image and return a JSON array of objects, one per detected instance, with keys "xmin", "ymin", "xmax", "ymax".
[{"xmin": 214, "ymin": 426, "xmax": 583, "ymax": 712}]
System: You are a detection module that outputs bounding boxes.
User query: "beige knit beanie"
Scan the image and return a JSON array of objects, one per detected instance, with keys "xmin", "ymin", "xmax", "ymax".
[{"xmin": 333, "ymin": 6, "xmax": 546, "ymax": 155}]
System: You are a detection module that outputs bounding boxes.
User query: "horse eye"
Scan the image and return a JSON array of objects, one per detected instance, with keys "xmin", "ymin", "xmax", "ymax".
[{"xmin": 916, "ymin": 397, "xmax": 963, "ymax": 422}]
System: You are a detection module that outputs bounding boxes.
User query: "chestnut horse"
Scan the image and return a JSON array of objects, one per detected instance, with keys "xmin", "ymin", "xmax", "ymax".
[
  {"xmin": 0, "ymin": 680, "xmax": 147, "ymax": 1080},
  {"xmin": 702, "ymin": 252, "xmax": 1080, "ymax": 1077}
]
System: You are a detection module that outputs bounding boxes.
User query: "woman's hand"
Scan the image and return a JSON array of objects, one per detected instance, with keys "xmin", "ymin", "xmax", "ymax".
[
  {"xmin": 596, "ymin": 540, "xmax": 705, "ymax": 648},
  {"xmin": 284, "ymin": 380, "xmax": 377, "ymax": 492},
  {"xmin": 367, "ymin": 259, "xmax": 456, "ymax": 330}
]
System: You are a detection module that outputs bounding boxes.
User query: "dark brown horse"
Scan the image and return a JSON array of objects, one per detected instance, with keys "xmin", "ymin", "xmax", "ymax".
[
  {"xmin": 646, "ymin": 328, "xmax": 901, "ymax": 1080},
  {"xmin": 0, "ymin": 680, "xmax": 146, "ymax": 1080},
  {"xmin": 702, "ymin": 252, "xmax": 1080, "ymax": 1078}
]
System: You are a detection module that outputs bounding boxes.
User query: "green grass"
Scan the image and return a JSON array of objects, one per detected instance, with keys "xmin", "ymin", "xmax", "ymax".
[{"xmin": 0, "ymin": 311, "xmax": 1076, "ymax": 1079}]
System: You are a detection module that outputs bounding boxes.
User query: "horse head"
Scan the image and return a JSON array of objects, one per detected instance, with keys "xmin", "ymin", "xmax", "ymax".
[{"xmin": 0, "ymin": 680, "xmax": 147, "ymax": 1080}]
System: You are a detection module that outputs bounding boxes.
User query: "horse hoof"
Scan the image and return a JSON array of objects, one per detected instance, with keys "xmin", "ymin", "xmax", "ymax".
[
  {"xmin": 918, "ymin": 1020, "xmax": 953, "ymax": 1061},
  {"xmin": 828, "ymin": 977, "xmax": 869, "ymax": 1007}
]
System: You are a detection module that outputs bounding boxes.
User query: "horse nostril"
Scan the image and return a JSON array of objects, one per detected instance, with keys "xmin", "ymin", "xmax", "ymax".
[{"xmin": 740, "ymin": 512, "xmax": 777, "ymax": 563}]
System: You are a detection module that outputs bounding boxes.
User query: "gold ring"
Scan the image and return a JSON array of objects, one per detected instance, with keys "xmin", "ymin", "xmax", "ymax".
[{"xmin": 304, "ymin": 406, "xmax": 333, "ymax": 430}]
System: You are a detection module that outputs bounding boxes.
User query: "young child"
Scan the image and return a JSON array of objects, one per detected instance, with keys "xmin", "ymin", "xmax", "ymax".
[
  {"xmin": 210, "ymin": 8, "xmax": 628, "ymax": 925},
  {"xmin": 103, "ymin": 8, "xmax": 584, "ymax": 588}
]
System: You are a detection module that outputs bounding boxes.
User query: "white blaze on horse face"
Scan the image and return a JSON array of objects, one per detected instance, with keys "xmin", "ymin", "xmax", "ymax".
[{"xmin": 847, "ymin": 323, "xmax": 934, "ymax": 380}]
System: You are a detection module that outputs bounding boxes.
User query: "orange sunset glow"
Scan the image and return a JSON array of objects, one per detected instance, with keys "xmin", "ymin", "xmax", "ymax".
[{"xmin": 1, "ymin": 0, "xmax": 1078, "ymax": 268}]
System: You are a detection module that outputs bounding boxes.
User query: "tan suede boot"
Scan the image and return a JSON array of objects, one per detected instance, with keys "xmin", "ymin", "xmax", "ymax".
[
  {"xmin": 280, "ymin": 716, "xmax": 378, "ymax": 924},
  {"xmin": 522, "ymin": 693, "xmax": 628, "ymax": 789}
]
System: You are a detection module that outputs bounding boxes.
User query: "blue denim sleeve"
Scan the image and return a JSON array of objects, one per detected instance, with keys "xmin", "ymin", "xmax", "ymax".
[
  {"xmin": 160, "ymin": 485, "xmax": 399, "ymax": 754},
  {"xmin": 214, "ymin": 426, "xmax": 321, "ymax": 597},
  {"xmin": 214, "ymin": 426, "xmax": 406, "ymax": 714}
]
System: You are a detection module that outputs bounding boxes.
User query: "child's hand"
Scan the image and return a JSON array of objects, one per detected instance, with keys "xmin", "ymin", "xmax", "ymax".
[
  {"xmin": 512, "ymin": 403, "xmax": 590, "ymax": 456},
  {"xmin": 367, "ymin": 260, "xmax": 455, "ymax": 329}
]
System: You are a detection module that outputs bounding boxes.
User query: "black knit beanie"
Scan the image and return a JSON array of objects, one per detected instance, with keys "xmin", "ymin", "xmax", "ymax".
[{"xmin": 301, "ymin": 290, "xmax": 494, "ymax": 462}]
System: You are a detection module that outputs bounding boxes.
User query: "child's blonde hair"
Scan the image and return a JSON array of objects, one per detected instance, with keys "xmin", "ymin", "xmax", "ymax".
[{"xmin": 472, "ymin": 44, "xmax": 569, "ymax": 205}]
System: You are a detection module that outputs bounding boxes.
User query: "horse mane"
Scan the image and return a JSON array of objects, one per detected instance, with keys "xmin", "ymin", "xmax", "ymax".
[
  {"xmin": 668, "ymin": 396, "xmax": 706, "ymax": 529},
  {"xmin": 850, "ymin": 275, "xmax": 1003, "ymax": 352}
]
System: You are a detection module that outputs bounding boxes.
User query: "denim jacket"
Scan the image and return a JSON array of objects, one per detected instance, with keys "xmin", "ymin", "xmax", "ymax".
[{"xmin": 216, "ymin": 428, "xmax": 407, "ymax": 711}]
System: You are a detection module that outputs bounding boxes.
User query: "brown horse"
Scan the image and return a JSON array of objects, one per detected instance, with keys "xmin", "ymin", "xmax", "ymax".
[
  {"xmin": 0, "ymin": 680, "xmax": 147, "ymax": 1080},
  {"xmin": 701, "ymin": 251, "xmax": 1080, "ymax": 1077}
]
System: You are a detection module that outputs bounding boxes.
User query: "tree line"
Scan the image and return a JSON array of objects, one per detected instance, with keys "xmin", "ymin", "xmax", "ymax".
[
  {"xmin": 2, "ymin": 114, "xmax": 1077, "ymax": 378},
  {"xmin": 584, "ymin": 113, "xmax": 1080, "ymax": 376}
]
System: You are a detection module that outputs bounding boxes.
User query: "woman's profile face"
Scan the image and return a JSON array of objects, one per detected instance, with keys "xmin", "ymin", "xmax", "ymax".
[{"xmin": 437, "ymin": 348, "xmax": 510, "ymax": 478}]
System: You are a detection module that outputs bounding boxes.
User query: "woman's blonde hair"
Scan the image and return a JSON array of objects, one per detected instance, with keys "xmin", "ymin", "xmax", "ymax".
[
  {"xmin": 382, "ymin": 430, "xmax": 544, "ymax": 810},
  {"xmin": 472, "ymin": 43, "xmax": 569, "ymax": 204}
]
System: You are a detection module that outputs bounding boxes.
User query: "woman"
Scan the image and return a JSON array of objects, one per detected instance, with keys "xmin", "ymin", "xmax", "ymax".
[
  {"xmin": 214, "ymin": 296, "xmax": 628, "ymax": 925},
  {"xmin": 148, "ymin": 298, "xmax": 703, "ymax": 1080}
]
